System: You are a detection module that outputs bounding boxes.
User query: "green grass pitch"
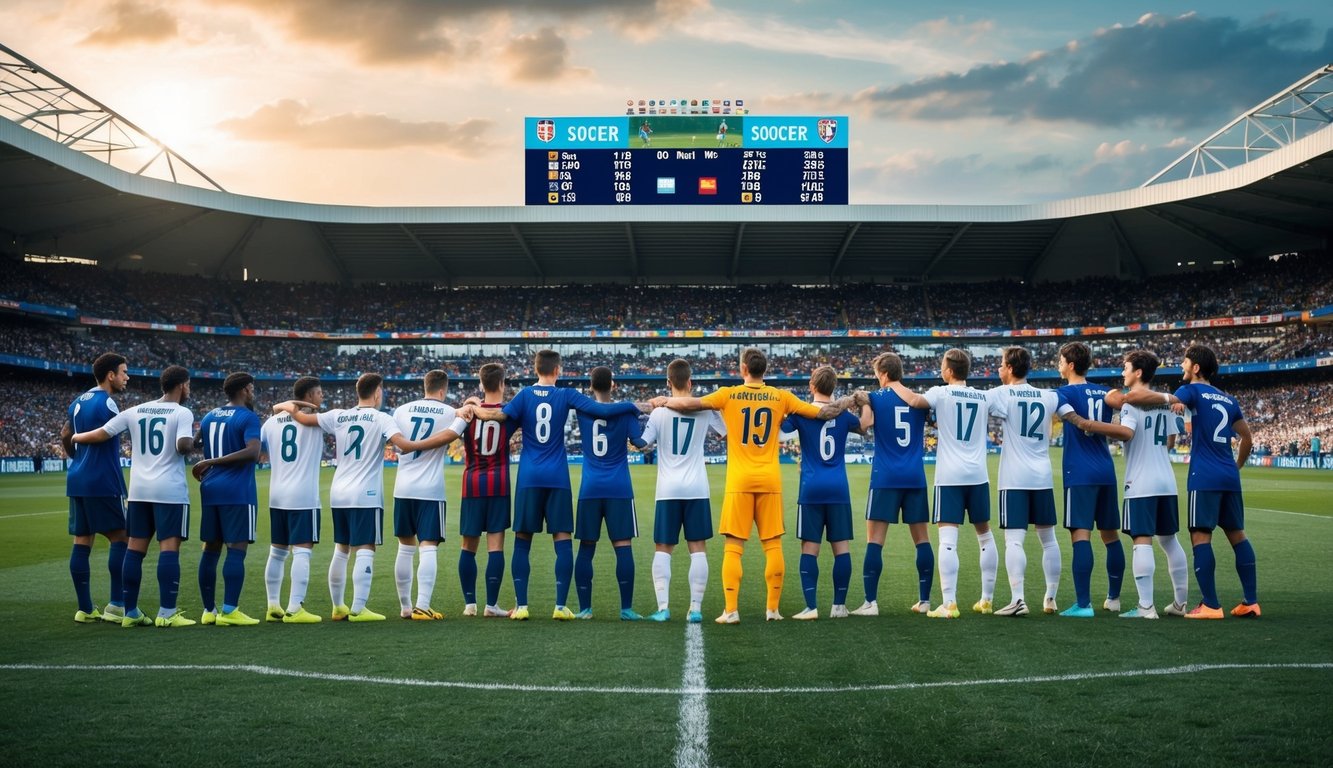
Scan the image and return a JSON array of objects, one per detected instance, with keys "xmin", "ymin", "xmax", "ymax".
[
  {"xmin": 637, "ymin": 132, "xmax": 742, "ymax": 150},
  {"xmin": 1, "ymin": 456, "xmax": 1330, "ymax": 767}
]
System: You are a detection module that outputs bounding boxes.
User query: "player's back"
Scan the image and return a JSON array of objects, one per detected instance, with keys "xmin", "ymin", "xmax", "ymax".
[
  {"xmin": 317, "ymin": 406, "xmax": 398, "ymax": 508},
  {"xmin": 924, "ymin": 384, "xmax": 990, "ymax": 486},
  {"xmin": 1174, "ymin": 382, "xmax": 1243, "ymax": 491},
  {"xmin": 782, "ymin": 410, "xmax": 858, "ymax": 504},
  {"xmin": 702, "ymin": 383, "xmax": 820, "ymax": 493},
  {"xmin": 1055, "ymin": 383, "xmax": 1116, "ymax": 486},
  {"xmin": 66, "ymin": 387, "xmax": 125, "ymax": 498},
  {"xmin": 261, "ymin": 412, "xmax": 324, "ymax": 510},
  {"xmin": 392, "ymin": 398, "xmax": 463, "ymax": 501},
  {"xmin": 868, "ymin": 387, "xmax": 926, "ymax": 489},
  {"xmin": 576, "ymin": 408, "xmax": 642, "ymax": 499},
  {"xmin": 462, "ymin": 402, "xmax": 512, "ymax": 498},
  {"xmin": 1120, "ymin": 403, "xmax": 1182, "ymax": 498},
  {"xmin": 200, "ymin": 404, "xmax": 261, "ymax": 505},
  {"xmin": 118, "ymin": 401, "xmax": 194, "ymax": 503},
  {"xmin": 643, "ymin": 408, "xmax": 723, "ymax": 500},
  {"xmin": 990, "ymin": 384, "xmax": 1058, "ymax": 490},
  {"xmin": 504, "ymin": 384, "xmax": 575, "ymax": 489}
]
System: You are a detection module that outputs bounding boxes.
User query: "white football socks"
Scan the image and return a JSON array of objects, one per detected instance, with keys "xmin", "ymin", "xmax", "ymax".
[
  {"xmin": 1132, "ymin": 543, "xmax": 1155, "ymax": 609},
  {"xmin": 938, "ymin": 526, "xmax": 959, "ymax": 605},
  {"xmin": 652, "ymin": 551, "xmax": 671, "ymax": 611},
  {"xmin": 351, "ymin": 549, "xmax": 375, "ymax": 614},
  {"xmin": 1157, "ymin": 534, "xmax": 1190, "ymax": 605},
  {"xmin": 395, "ymin": 544, "xmax": 417, "ymax": 612},
  {"xmin": 287, "ymin": 546, "xmax": 312, "ymax": 614},
  {"xmin": 688, "ymin": 551, "xmax": 708, "ymax": 610},
  {"xmin": 328, "ymin": 548, "xmax": 349, "ymax": 608},
  {"xmin": 977, "ymin": 530, "xmax": 997, "ymax": 603},
  {"xmin": 1004, "ymin": 529, "xmax": 1027, "ymax": 603},
  {"xmin": 1037, "ymin": 525, "xmax": 1061, "ymax": 600},
  {"xmin": 416, "ymin": 545, "xmax": 438, "ymax": 610},
  {"xmin": 264, "ymin": 545, "xmax": 288, "ymax": 606}
]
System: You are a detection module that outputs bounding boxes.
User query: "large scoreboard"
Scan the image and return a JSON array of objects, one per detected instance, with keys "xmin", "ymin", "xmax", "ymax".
[{"xmin": 524, "ymin": 115, "xmax": 848, "ymax": 205}]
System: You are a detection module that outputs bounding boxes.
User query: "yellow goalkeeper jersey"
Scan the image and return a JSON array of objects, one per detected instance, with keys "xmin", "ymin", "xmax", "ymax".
[{"xmin": 700, "ymin": 383, "xmax": 823, "ymax": 494}]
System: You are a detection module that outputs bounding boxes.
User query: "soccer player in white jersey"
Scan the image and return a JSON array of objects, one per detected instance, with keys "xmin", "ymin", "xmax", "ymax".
[
  {"xmin": 903, "ymin": 349, "xmax": 1000, "ymax": 619},
  {"xmin": 987, "ymin": 347, "xmax": 1062, "ymax": 618},
  {"xmin": 639, "ymin": 359, "xmax": 726, "ymax": 623},
  {"xmin": 73, "ymin": 365, "xmax": 197, "ymax": 627},
  {"xmin": 390, "ymin": 370, "xmax": 467, "ymax": 620},
  {"xmin": 259, "ymin": 376, "xmax": 326, "ymax": 624},
  {"xmin": 275, "ymin": 373, "xmax": 459, "ymax": 622}
]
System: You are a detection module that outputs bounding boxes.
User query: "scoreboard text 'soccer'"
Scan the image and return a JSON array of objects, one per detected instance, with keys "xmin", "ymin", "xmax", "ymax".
[{"xmin": 525, "ymin": 115, "xmax": 849, "ymax": 205}]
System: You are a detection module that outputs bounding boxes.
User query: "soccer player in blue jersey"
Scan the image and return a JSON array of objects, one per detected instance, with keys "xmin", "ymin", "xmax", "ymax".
[
  {"xmin": 572, "ymin": 367, "xmax": 648, "ymax": 620},
  {"xmin": 59, "ymin": 352, "xmax": 131, "ymax": 624},
  {"xmin": 467, "ymin": 350, "xmax": 646, "ymax": 621},
  {"xmin": 73, "ymin": 365, "xmax": 197, "ymax": 627},
  {"xmin": 781, "ymin": 366, "xmax": 864, "ymax": 620},
  {"xmin": 852, "ymin": 352, "xmax": 933, "ymax": 616},
  {"xmin": 1054, "ymin": 342, "xmax": 1126, "ymax": 618},
  {"xmin": 1122, "ymin": 344, "xmax": 1258, "ymax": 619}
]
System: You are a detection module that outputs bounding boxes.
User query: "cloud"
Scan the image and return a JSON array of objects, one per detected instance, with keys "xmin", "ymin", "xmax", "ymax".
[
  {"xmin": 218, "ymin": 99, "xmax": 495, "ymax": 153},
  {"xmin": 82, "ymin": 0, "xmax": 179, "ymax": 46},
  {"xmin": 502, "ymin": 27, "xmax": 579, "ymax": 82},
  {"xmin": 1014, "ymin": 154, "xmax": 1061, "ymax": 175},
  {"xmin": 838, "ymin": 13, "xmax": 1333, "ymax": 126}
]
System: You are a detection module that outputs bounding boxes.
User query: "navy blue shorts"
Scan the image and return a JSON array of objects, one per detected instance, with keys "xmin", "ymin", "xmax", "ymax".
[
  {"xmin": 1187, "ymin": 490, "xmax": 1244, "ymax": 532},
  {"xmin": 866, "ymin": 487, "xmax": 929, "ymax": 524},
  {"xmin": 797, "ymin": 503, "xmax": 853, "ymax": 543},
  {"xmin": 576, "ymin": 498, "xmax": 638, "ymax": 542},
  {"xmin": 998, "ymin": 489, "xmax": 1057, "ymax": 529},
  {"xmin": 201, "ymin": 504, "xmax": 257, "ymax": 544},
  {"xmin": 933, "ymin": 483, "xmax": 991, "ymax": 525},
  {"xmin": 68, "ymin": 496, "xmax": 126, "ymax": 537},
  {"xmin": 460, "ymin": 496, "xmax": 511, "ymax": 537},
  {"xmin": 653, "ymin": 499, "xmax": 713, "ymax": 545},
  {"xmin": 394, "ymin": 498, "xmax": 446, "ymax": 542},
  {"xmin": 1123, "ymin": 496, "xmax": 1179, "ymax": 538},
  {"xmin": 332, "ymin": 507, "xmax": 384, "ymax": 547},
  {"xmin": 514, "ymin": 487, "xmax": 574, "ymax": 535},
  {"xmin": 1064, "ymin": 485, "xmax": 1120, "ymax": 531},
  {"xmin": 127, "ymin": 501, "xmax": 190, "ymax": 541},
  {"xmin": 270, "ymin": 507, "xmax": 320, "ymax": 546}
]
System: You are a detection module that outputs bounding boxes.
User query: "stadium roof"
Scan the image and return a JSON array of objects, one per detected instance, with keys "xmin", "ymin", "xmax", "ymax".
[{"xmin": 1, "ymin": 53, "xmax": 1330, "ymax": 286}]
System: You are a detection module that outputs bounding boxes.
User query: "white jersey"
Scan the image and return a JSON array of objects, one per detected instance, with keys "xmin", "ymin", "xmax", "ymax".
[
  {"xmin": 923, "ymin": 384, "xmax": 990, "ymax": 486},
  {"xmin": 1120, "ymin": 402, "xmax": 1183, "ymax": 499},
  {"xmin": 641, "ymin": 408, "xmax": 726, "ymax": 500},
  {"xmin": 987, "ymin": 383, "xmax": 1059, "ymax": 490},
  {"xmin": 317, "ymin": 407, "xmax": 401, "ymax": 509},
  {"xmin": 100, "ymin": 400, "xmax": 194, "ymax": 504},
  {"xmin": 261, "ymin": 412, "xmax": 324, "ymax": 511},
  {"xmin": 391, "ymin": 399, "xmax": 466, "ymax": 501}
]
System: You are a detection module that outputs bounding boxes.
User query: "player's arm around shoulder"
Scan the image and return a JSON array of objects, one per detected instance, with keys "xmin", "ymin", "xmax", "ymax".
[{"xmin": 72, "ymin": 408, "xmax": 128, "ymax": 445}]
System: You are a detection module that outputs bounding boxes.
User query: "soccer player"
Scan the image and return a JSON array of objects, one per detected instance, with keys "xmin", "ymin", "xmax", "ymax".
[
  {"xmin": 457, "ymin": 363, "xmax": 515, "ymax": 618},
  {"xmin": 1055, "ymin": 342, "xmax": 1126, "ymax": 618},
  {"xmin": 1122, "ymin": 344, "xmax": 1258, "ymax": 619},
  {"xmin": 258, "ymin": 376, "xmax": 326, "ymax": 624},
  {"xmin": 193, "ymin": 372, "xmax": 264, "ymax": 626},
  {"xmin": 275, "ymin": 373, "xmax": 457, "ymax": 622},
  {"xmin": 853, "ymin": 352, "xmax": 933, "ymax": 616},
  {"xmin": 639, "ymin": 359, "xmax": 726, "ymax": 623},
  {"xmin": 639, "ymin": 119, "xmax": 652, "ymax": 147},
  {"xmin": 653, "ymin": 347, "xmax": 864, "ymax": 624},
  {"xmin": 390, "ymin": 370, "xmax": 467, "ymax": 620},
  {"xmin": 460, "ymin": 350, "xmax": 645, "ymax": 621},
  {"xmin": 716, "ymin": 119, "xmax": 728, "ymax": 147},
  {"xmin": 905, "ymin": 349, "xmax": 1000, "ymax": 619},
  {"xmin": 1073, "ymin": 350, "xmax": 1191, "ymax": 618},
  {"xmin": 987, "ymin": 347, "xmax": 1062, "ymax": 618},
  {"xmin": 572, "ymin": 366, "xmax": 648, "ymax": 620},
  {"xmin": 72, "ymin": 365, "xmax": 196, "ymax": 627},
  {"xmin": 59, "ymin": 352, "xmax": 131, "ymax": 624}
]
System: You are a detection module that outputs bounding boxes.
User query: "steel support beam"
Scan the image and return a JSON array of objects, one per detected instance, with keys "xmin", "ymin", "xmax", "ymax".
[
  {"xmin": 399, "ymin": 225, "xmax": 452, "ymax": 282},
  {"xmin": 1108, "ymin": 213, "xmax": 1147, "ymax": 278},
  {"xmin": 213, "ymin": 217, "xmax": 263, "ymax": 278},
  {"xmin": 729, "ymin": 223, "xmax": 747, "ymax": 281},
  {"xmin": 828, "ymin": 222, "xmax": 861, "ymax": 282},
  {"xmin": 99, "ymin": 208, "xmax": 212, "ymax": 267},
  {"xmin": 309, "ymin": 223, "xmax": 351, "ymax": 283},
  {"xmin": 1142, "ymin": 207, "xmax": 1246, "ymax": 260},
  {"xmin": 510, "ymin": 225, "xmax": 544, "ymax": 280},
  {"xmin": 922, "ymin": 223, "xmax": 970, "ymax": 280},
  {"xmin": 625, "ymin": 223, "xmax": 638, "ymax": 283},
  {"xmin": 1023, "ymin": 220, "xmax": 1069, "ymax": 283}
]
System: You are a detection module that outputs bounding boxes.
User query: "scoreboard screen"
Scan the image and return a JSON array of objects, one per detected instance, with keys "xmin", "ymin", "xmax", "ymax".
[{"xmin": 524, "ymin": 115, "xmax": 848, "ymax": 205}]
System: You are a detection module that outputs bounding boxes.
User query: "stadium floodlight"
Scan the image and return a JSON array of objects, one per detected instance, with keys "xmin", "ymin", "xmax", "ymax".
[
  {"xmin": 0, "ymin": 42, "xmax": 224, "ymax": 191},
  {"xmin": 1144, "ymin": 64, "xmax": 1333, "ymax": 186}
]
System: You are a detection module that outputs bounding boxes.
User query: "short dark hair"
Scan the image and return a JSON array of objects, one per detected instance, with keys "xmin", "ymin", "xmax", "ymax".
[
  {"xmin": 667, "ymin": 358, "xmax": 692, "ymax": 390},
  {"xmin": 810, "ymin": 366, "xmax": 837, "ymax": 396},
  {"xmin": 943, "ymin": 348, "xmax": 970, "ymax": 380},
  {"xmin": 160, "ymin": 365, "xmax": 189, "ymax": 394},
  {"xmin": 1123, "ymin": 349, "xmax": 1160, "ymax": 384},
  {"xmin": 293, "ymin": 376, "xmax": 321, "ymax": 401},
  {"xmin": 534, "ymin": 349, "xmax": 561, "ymax": 376},
  {"xmin": 1002, "ymin": 346, "xmax": 1031, "ymax": 380},
  {"xmin": 424, "ymin": 369, "xmax": 448, "ymax": 395},
  {"xmin": 479, "ymin": 363, "xmax": 505, "ymax": 393},
  {"xmin": 741, "ymin": 347, "xmax": 767, "ymax": 377},
  {"xmin": 1183, "ymin": 344, "xmax": 1219, "ymax": 380},
  {"xmin": 590, "ymin": 366, "xmax": 613, "ymax": 393},
  {"xmin": 224, "ymin": 372, "xmax": 254, "ymax": 399},
  {"xmin": 356, "ymin": 372, "xmax": 383, "ymax": 400},
  {"xmin": 92, "ymin": 353, "xmax": 127, "ymax": 383},
  {"xmin": 872, "ymin": 352, "xmax": 903, "ymax": 382},
  {"xmin": 1059, "ymin": 342, "xmax": 1092, "ymax": 376}
]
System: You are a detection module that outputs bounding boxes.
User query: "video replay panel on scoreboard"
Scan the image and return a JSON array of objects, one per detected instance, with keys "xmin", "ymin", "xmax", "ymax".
[{"xmin": 524, "ymin": 115, "xmax": 848, "ymax": 205}]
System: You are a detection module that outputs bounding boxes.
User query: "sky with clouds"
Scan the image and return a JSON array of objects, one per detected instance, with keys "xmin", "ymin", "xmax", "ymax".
[{"xmin": 6, "ymin": 0, "xmax": 1332, "ymax": 206}]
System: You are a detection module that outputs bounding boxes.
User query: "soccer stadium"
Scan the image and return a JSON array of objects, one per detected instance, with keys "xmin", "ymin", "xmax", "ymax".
[{"xmin": 2, "ymin": 6, "xmax": 1332, "ymax": 766}]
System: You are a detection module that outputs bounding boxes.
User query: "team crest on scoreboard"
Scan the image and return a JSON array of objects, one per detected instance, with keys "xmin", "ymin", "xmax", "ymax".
[
  {"xmin": 817, "ymin": 119, "xmax": 838, "ymax": 143},
  {"xmin": 536, "ymin": 119, "xmax": 555, "ymax": 143}
]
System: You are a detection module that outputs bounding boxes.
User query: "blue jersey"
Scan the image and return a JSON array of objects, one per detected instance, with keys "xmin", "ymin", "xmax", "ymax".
[
  {"xmin": 199, "ymin": 404, "xmax": 262, "ymax": 505},
  {"xmin": 867, "ymin": 387, "xmax": 926, "ymax": 490},
  {"xmin": 66, "ymin": 387, "xmax": 126, "ymax": 498},
  {"xmin": 576, "ymin": 409, "xmax": 644, "ymax": 499},
  {"xmin": 1056, "ymin": 383, "xmax": 1116, "ymax": 487},
  {"xmin": 1175, "ymin": 383, "xmax": 1244, "ymax": 492},
  {"xmin": 781, "ymin": 410, "xmax": 860, "ymax": 505},
  {"xmin": 502, "ymin": 384, "xmax": 639, "ymax": 490}
]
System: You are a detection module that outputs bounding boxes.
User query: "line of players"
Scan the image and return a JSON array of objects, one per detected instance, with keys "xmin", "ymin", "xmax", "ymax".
[{"xmin": 58, "ymin": 341, "xmax": 1259, "ymax": 627}]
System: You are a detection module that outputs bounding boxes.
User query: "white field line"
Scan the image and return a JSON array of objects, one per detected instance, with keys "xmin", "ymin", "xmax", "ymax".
[
  {"xmin": 1, "ymin": 662, "xmax": 1329, "ymax": 696},
  {"xmin": 0, "ymin": 510, "xmax": 64, "ymax": 521},
  {"xmin": 674, "ymin": 623, "xmax": 710, "ymax": 768},
  {"xmin": 1251, "ymin": 507, "xmax": 1330, "ymax": 520}
]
